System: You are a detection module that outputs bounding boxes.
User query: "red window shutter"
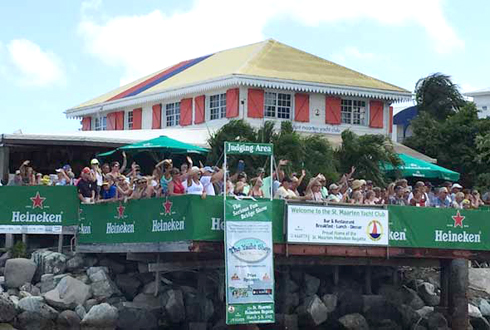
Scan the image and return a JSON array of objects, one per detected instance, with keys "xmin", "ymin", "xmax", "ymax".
[
  {"xmin": 325, "ymin": 96, "xmax": 341, "ymax": 125},
  {"xmin": 369, "ymin": 101, "xmax": 384, "ymax": 128},
  {"xmin": 247, "ymin": 89, "xmax": 264, "ymax": 118},
  {"xmin": 152, "ymin": 104, "xmax": 162, "ymax": 129},
  {"xmin": 132, "ymin": 108, "xmax": 142, "ymax": 130},
  {"xmin": 180, "ymin": 98, "xmax": 192, "ymax": 126},
  {"xmin": 226, "ymin": 88, "xmax": 239, "ymax": 118},
  {"xmin": 107, "ymin": 112, "xmax": 116, "ymax": 130},
  {"xmin": 194, "ymin": 95, "xmax": 205, "ymax": 124},
  {"xmin": 294, "ymin": 93, "xmax": 309, "ymax": 122},
  {"xmin": 389, "ymin": 106, "xmax": 393, "ymax": 134},
  {"xmin": 115, "ymin": 111, "xmax": 125, "ymax": 130},
  {"xmin": 81, "ymin": 117, "xmax": 91, "ymax": 131}
]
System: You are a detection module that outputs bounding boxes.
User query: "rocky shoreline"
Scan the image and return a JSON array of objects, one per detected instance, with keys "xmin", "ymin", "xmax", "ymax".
[{"xmin": 0, "ymin": 249, "xmax": 489, "ymax": 329}]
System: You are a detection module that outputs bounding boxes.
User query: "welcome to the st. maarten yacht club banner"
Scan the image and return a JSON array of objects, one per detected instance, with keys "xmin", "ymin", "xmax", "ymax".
[{"xmin": 0, "ymin": 186, "xmax": 79, "ymax": 234}]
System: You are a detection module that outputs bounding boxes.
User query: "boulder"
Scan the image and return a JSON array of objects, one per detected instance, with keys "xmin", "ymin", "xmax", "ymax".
[
  {"xmin": 163, "ymin": 289, "xmax": 185, "ymax": 323},
  {"xmin": 278, "ymin": 291, "xmax": 299, "ymax": 314},
  {"xmin": 338, "ymin": 313, "xmax": 369, "ymax": 330},
  {"xmin": 57, "ymin": 310, "xmax": 81, "ymax": 330},
  {"xmin": 44, "ymin": 276, "xmax": 91, "ymax": 310},
  {"xmin": 274, "ymin": 314, "xmax": 298, "ymax": 330},
  {"xmin": 303, "ymin": 273, "xmax": 320, "ymax": 296},
  {"xmin": 84, "ymin": 299, "xmax": 98, "ymax": 312},
  {"xmin": 416, "ymin": 306, "xmax": 434, "ymax": 319},
  {"xmin": 90, "ymin": 278, "xmax": 121, "ymax": 299},
  {"xmin": 99, "ymin": 258, "xmax": 125, "ymax": 274},
  {"xmin": 83, "ymin": 255, "xmax": 98, "ymax": 268},
  {"xmin": 337, "ymin": 289, "xmax": 363, "ymax": 316},
  {"xmin": 81, "ymin": 303, "xmax": 118, "ymax": 330},
  {"xmin": 397, "ymin": 304, "xmax": 419, "ymax": 329},
  {"xmin": 18, "ymin": 296, "xmax": 58, "ymax": 320},
  {"xmin": 426, "ymin": 312, "xmax": 449, "ymax": 330},
  {"xmin": 116, "ymin": 274, "xmax": 142, "ymax": 300},
  {"xmin": 115, "ymin": 302, "xmax": 159, "ymax": 330},
  {"xmin": 295, "ymin": 294, "xmax": 328, "ymax": 327},
  {"xmin": 0, "ymin": 294, "xmax": 17, "ymax": 322},
  {"xmin": 362, "ymin": 295, "xmax": 387, "ymax": 313},
  {"xmin": 4, "ymin": 258, "xmax": 36, "ymax": 288},
  {"xmin": 0, "ymin": 252, "xmax": 11, "ymax": 268},
  {"xmin": 372, "ymin": 319, "xmax": 403, "ymax": 330},
  {"xmin": 470, "ymin": 269, "xmax": 490, "ymax": 295},
  {"xmin": 418, "ymin": 282, "xmax": 440, "ymax": 307},
  {"xmin": 470, "ymin": 304, "xmax": 483, "ymax": 318},
  {"xmin": 66, "ymin": 255, "xmax": 85, "ymax": 272},
  {"xmin": 184, "ymin": 294, "xmax": 214, "ymax": 322},
  {"xmin": 16, "ymin": 311, "xmax": 55, "ymax": 330},
  {"xmin": 31, "ymin": 249, "xmax": 67, "ymax": 281},
  {"xmin": 364, "ymin": 300, "xmax": 403, "ymax": 325},
  {"xmin": 0, "ymin": 323, "xmax": 17, "ymax": 330},
  {"xmin": 19, "ymin": 283, "xmax": 40, "ymax": 296},
  {"xmin": 471, "ymin": 316, "xmax": 490, "ymax": 330},
  {"xmin": 75, "ymin": 304, "xmax": 87, "ymax": 319},
  {"xmin": 40, "ymin": 274, "xmax": 55, "ymax": 294},
  {"xmin": 321, "ymin": 294, "xmax": 337, "ymax": 313},
  {"xmin": 86, "ymin": 266, "xmax": 109, "ymax": 280},
  {"xmin": 88, "ymin": 268, "xmax": 110, "ymax": 282},
  {"xmin": 478, "ymin": 299, "xmax": 490, "ymax": 317},
  {"xmin": 404, "ymin": 286, "xmax": 426, "ymax": 310},
  {"xmin": 379, "ymin": 285, "xmax": 424, "ymax": 310}
]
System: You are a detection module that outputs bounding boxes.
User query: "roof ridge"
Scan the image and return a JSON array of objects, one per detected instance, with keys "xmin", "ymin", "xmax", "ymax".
[{"xmin": 235, "ymin": 39, "xmax": 272, "ymax": 74}]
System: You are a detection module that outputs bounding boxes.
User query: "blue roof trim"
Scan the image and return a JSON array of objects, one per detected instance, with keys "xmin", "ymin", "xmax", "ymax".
[{"xmin": 393, "ymin": 106, "xmax": 418, "ymax": 125}]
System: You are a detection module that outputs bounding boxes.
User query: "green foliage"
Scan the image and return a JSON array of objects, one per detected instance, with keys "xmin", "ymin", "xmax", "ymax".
[
  {"xmin": 336, "ymin": 130, "xmax": 401, "ymax": 186},
  {"xmin": 10, "ymin": 241, "xmax": 27, "ymax": 258},
  {"xmin": 415, "ymin": 73, "xmax": 466, "ymax": 121}
]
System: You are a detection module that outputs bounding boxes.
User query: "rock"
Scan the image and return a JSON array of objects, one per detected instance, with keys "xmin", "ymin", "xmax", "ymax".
[
  {"xmin": 478, "ymin": 299, "xmax": 490, "ymax": 317},
  {"xmin": 404, "ymin": 286, "xmax": 426, "ymax": 310},
  {"xmin": 362, "ymin": 295, "xmax": 387, "ymax": 313},
  {"xmin": 90, "ymin": 277, "xmax": 121, "ymax": 299},
  {"xmin": 76, "ymin": 304, "xmax": 87, "ymax": 319},
  {"xmin": 138, "ymin": 262, "xmax": 149, "ymax": 273},
  {"xmin": 372, "ymin": 319, "xmax": 403, "ymax": 330},
  {"xmin": 338, "ymin": 313, "xmax": 369, "ymax": 330},
  {"xmin": 303, "ymin": 273, "xmax": 320, "ymax": 296},
  {"xmin": 66, "ymin": 255, "xmax": 85, "ymax": 271},
  {"xmin": 470, "ymin": 304, "xmax": 483, "ymax": 318},
  {"xmin": 321, "ymin": 294, "xmax": 337, "ymax": 313},
  {"xmin": 19, "ymin": 283, "xmax": 40, "ymax": 296},
  {"xmin": 397, "ymin": 304, "xmax": 419, "ymax": 329},
  {"xmin": 4, "ymin": 258, "xmax": 36, "ymax": 288},
  {"xmin": 163, "ymin": 289, "xmax": 185, "ymax": 323},
  {"xmin": 276, "ymin": 314, "xmax": 298, "ymax": 330},
  {"xmin": 278, "ymin": 291, "xmax": 299, "ymax": 314},
  {"xmin": 18, "ymin": 291, "xmax": 32, "ymax": 299},
  {"xmin": 418, "ymin": 283, "xmax": 440, "ymax": 307},
  {"xmin": 115, "ymin": 302, "xmax": 159, "ymax": 330},
  {"xmin": 44, "ymin": 276, "xmax": 91, "ymax": 310},
  {"xmin": 0, "ymin": 252, "xmax": 11, "ymax": 268},
  {"xmin": 470, "ymin": 269, "xmax": 490, "ymax": 295},
  {"xmin": 7, "ymin": 288, "xmax": 18, "ymax": 296},
  {"xmin": 337, "ymin": 289, "xmax": 363, "ymax": 316},
  {"xmin": 88, "ymin": 268, "xmax": 110, "ymax": 282},
  {"xmin": 40, "ymin": 274, "xmax": 55, "ymax": 294},
  {"xmin": 0, "ymin": 323, "xmax": 17, "ymax": 330},
  {"xmin": 99, "ymin": 258, "xmax": 125, "ymax": 274},
  {"xmin": 84, "ymin": 299, "xmax": 98, "ymax": 312},
  {"xmin": 57, "ymin": 310, "xmax": 81, "ymax": 330},
  {"xmin": 81, "ymin": 303, "xmax": 118, "ymax": 330},
  {"xmin": 295, "ymin": 294, "xmax": 328, "ymax": 326},
  {"xmin": 116, "ymin": 274, "xmax": 142, "ymax": 300},
  {"xmin": 427, "ymin": 312, "xmax": 449, "ymax": 330},
  {"xmin": 141, "ymin": 281, "xmax": 163, "ymax": 295},
  {"xmin": 471, "ymin": 316, "xmax": 490, "ymax": 330},
  {"xmin": 132, "ymin": 293, "xmax": 162, "ymax": 308},
  {"xmin": 0, "ymin": 294, "xmax": 17, "ymax": 322},
  {"xmin": 83, "ymin": 255, "xmax": 98, "ymax": 268},
  {"xmin": 31, "ymin": 249, "xmax": 67, "ymax": 281},
  {"xmin": 86, "ymin": 266, "xmax": 109, "ymax": 280},
  {"xmin": 184, "ymin": 294, "xmax": 214, "ymax": 322},
  {"xmin": 8, "ymin": 296, "xmax": 19, "ymax": 309},
  {"xmin": 416, "ymin": 306, "xmax": 434, "ymax": 319},
  {"xmin": 378, "ymin": 285, "xmax": 425, "ymax": 310},
  {"xmin": 364, "ymin": 300, "xmax": 402, "ymax": 326},
  {"xmin": 16, "ymin": 311, "xmax": 55, "ymax": 330},
  {"xmin": 18, "ymin": 296, "xmax": 58, "ymax": 320}
]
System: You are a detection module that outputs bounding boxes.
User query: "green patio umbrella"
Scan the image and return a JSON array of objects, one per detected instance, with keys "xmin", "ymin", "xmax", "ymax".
[
  {"xmin": 382, "ymin": 153, "xmax": 460, "ymax": 181},
  {"xmin": 97, "ymin": 135, "xmax": 209, "ymax": 157}
]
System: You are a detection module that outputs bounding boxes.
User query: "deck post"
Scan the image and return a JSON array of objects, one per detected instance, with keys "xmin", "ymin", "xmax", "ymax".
[
  {"xmin": 365, "ymin": 266, "xmax": 372, "ymax": 295},
  {"xmin": 197, "ymin": 270, "xmax": 207, "ymax": 322},
  {"xmin": 333, "ymin": 265, "xmax": 339, "ymax": 286},
  {"xmin": 5, "ymin": 234, "xmax": 14, "ymax": 249},
  {"xmin": 449, "ymin": 258, "xmax": 468, "ymax": 329},
  {"xmin": 440, "ymin": 259, "xmax": 450, "ymax": 309}
]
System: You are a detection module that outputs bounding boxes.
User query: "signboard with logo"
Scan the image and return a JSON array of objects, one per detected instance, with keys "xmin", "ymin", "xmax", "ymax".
[
  {"xmin": 224, "ymin": 142, "xmax": 273, "ymax": 156},
  {"xmin": 287, "ymin": 204, "xmax": 389, "ymax": 246},
  {"xmin": 0, "ymin": 186, "xmax": 79, "ymax": 234},
  {"xmin": 225, "ymin": 199, "xmax": 275, "ymax": 325}
]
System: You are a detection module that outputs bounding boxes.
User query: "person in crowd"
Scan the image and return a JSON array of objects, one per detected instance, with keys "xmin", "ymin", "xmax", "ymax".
[
  {"xmin": 101, "ymin": 163, "xmax": 111, "ymax": 179},
  {"xmin": 472, "ymin": 190, "xmax": 485, "ymax": 208},
  {"xmin": 131, "ymin": 177, "xmax": 155, "ymax": 199},
  {"xmin": 291, "ymin": 170, "xmax": 306, "ymax": 197},
  {"xmin": 77, "ymin": 167, "xmax": 96, "ymax": 204},
  {"xmin": 35, "ymin": 173, "xmax": 43, "ymax": 185},
  {"xmin": 109, "ymin": 152, "xmax": 127, "ymax": 178},
  {"xmin": 200, "ymin": 166, "xmax": 224, "ymax": 196},
  {"xmin": 256, "ymin": 167, "xmax": 266, "ymax": 180},
  {"xmin": 350, "ymin": 191, "xmax": 364, "ymax": 204},
  {"xmin": 8, "ymin": 170, "xmax": 23, "ymax": 186},
  {"xmin": 387, "ymin": 182, "xmax": 396, "ymax": 199},
  {"xmin": 451, "ymin": 192, "xmax": 465, "ymax": 209},
  {"xmin": 186, "ymin": 166, "xmax": 206, "ymax": 198},
  {"xmin": 99, "ymin": 178, "xmax": 117, "ymax": 202},
  {"xmin": 350, "ymin": 179, "xmax": 363, "ymax": 198},
  {"xmin": 225, "ymin": 180, "xmax": 235, "ymax": 196},
  {"xmin": 433, "ymin": 187, "xmax": 451, "ymax": 208},
  {"xmin": 55, "ymin": 167, "xmax": 71, "ymax": 186},
  {"xmin": 249, "ymin": 177, "xmax": 265, "ymax": 198},
  {"xmin": 425, "ymin": 182, "xmax": 436, "ymax": 205},
  {"xmin": 116, "ymin": 175, "xmax": 132, "ymax": 200},
  {"xmin": 236, "ymin": 172, "xmax": 250, "ymax": 196},
  {"xmin": 462, "ymin": 199, "xmax": 472, "ymax": 209},
  {"xmin": 19, "ymin": 160, "xmax": 35, "ymax": 186},
  {"xmin": 450, "ymin": 183, "xmax": 463, "ymax": 202},
  {"xmin": 274, "ymin": 177, "xmax": 299, "ymax": 200},
  {"xmin": 62, "ymin": 165, "xmax": 75, "ymax": 185},
  {"xmin": 305, "ymin": 179, "xmax": 323, "ymax": 202},
  {"xmin": 364, "ymin": 190, "xmax": 376, "ymax": 205},
  {"xmin": 234, "ymin": 182, "xmax": 247, "ymax": 196},
  {"xmin": 483, "ymin": 191, "xmax": 490, "ymax": 205},
  {"xmin": 156, "ymin": 159, "xmax": 173, "ymax": 196},
  {"xmin": 365, "ymin": 180, "xmax": 374, "ymax": 192},
  {"xmin": 90, "ymin": 159, "xmax": 103, "ymax": 191},
  {"xmin": 373, "ymin": 187, "xmax": 384, "ymax": 204},
  {"xmin": 409, "ymin": 189, "xmax": 427, "ymax": 207},
  {"xmin": 40, "ymin": 175, "xmax": 51, "ymax": 186},
  {"xmin": 389, "ymin": 186, "xmax": 408, "ymax": 206},
  {"xmin": 326, "ymin": 183, "xmax": 345, "ymax": 203},
  {"xmin": 167, "ymin": 168, "xmax": 185, "ymax": 196}
]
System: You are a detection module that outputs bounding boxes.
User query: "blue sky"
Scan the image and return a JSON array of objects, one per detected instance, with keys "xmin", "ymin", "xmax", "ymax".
[{"xmin": 0, "ymin": 0, "xmax": 489, "ymax": 133}]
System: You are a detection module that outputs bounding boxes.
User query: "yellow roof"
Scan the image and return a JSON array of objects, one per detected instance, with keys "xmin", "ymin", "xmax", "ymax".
[{"xmin": 69, "ymin": 39, "xmax": 409, "ymax": 111}]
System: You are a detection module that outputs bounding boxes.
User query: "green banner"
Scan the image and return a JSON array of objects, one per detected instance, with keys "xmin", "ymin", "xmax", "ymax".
[
  {"xmin": 225, "ymin": 142, "xmax": 273, "ymax": 156},
  {"xmin": 388, "ymin": 205, "xmax": 490, "ymax": 250},
  {"xmin": 225, "ymin": 199, "xmax": 275, "ymax": 325},
  {"xmin": 0, "ymin": 186, "xmax": 79, "ymax": 233}
]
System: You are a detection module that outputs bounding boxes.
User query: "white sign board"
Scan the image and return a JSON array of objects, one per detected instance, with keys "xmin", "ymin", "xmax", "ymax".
[{"xmin": 287, "ymin": 204, "xmax": 389, "ymax": 246}]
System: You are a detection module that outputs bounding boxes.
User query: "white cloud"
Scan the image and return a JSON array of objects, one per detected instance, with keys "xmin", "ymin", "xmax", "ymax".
[
  {"xmin": 6, "ymin": 39, "xmax": 65, "ymax": 87},
  {"xmin": 332, "ymin": 46, "xmax": 380, "ymax": 65},
  {"xmin": 78, "ymin": 0, "xmax": 463, "ymax": 84}
]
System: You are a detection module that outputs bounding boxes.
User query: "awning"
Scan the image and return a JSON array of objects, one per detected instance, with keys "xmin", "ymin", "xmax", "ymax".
[{"xmin": 382, "ymin": 153, "xmax": 460, "ymax": 181}]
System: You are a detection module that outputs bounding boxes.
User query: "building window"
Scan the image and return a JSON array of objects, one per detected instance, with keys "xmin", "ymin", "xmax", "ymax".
[
  {"xmin": 166, "ymin": 102, "xmax": 180, "ymax": 127},
  {"xmin": 127, "ymin": 110, "xmax": 133, "ymax": 130},
  {"xmin": 265, "ymin": 92, "xmax": 291, "ymax": 119},
  {"xmin": 94, "ymin": 116, "xmax": 107, "ymax": 131},
  {"xmin": 341, "ymin": 99, "xmax": 367, "ymax": 125},
  {"xmin": 483, "ymin": 106, "xmax": 488, "ymax": 111},
  {"xmin": 210, "ymin": 93, "xmax": 226, "ymax": 120}
]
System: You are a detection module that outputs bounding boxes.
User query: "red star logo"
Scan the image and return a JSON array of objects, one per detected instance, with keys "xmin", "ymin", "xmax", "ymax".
[
  {"xmin": 452, "ymin": 210, "xmax": 465, "ymax": 228},
  {"xmin": 163, "ymin": 198, "xmax": 173, "ymax": 215},
  {"xmin": 30, "ymin": 192, "xmax": 46, "ymax": 209},
  {"xmin": 116, "ymin": 204, "xmax": 126, "ymax": 219}
]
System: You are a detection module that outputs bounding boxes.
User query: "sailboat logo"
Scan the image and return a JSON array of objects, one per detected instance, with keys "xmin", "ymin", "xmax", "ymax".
[{"xmin": 367, "ymin": 220, "xmax": 383, "ymax": 241}]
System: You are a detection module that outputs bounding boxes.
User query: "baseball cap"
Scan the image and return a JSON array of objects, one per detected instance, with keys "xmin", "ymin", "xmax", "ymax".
[
  {"xmin": 329, "ymin": 183, "xmax": 339, "ymax": 190},
  {"xmin": 63, "ymin": 164, "xmax": 71, "ymax": 171},
  {"xmin": 55, "ymin": 168, "xmax": 63, "ymax": 173},
  {"xmin": 451, "ymin": 183, "xmax": 463, "ymax": 190},
  {"xmin": 82, "ymin": 167, "xmax": 91, "ymax": 174},
  {"xmin": 90, "ymin": 159, "xmax": 99, "ymax": 165},
  {"xmin": 203, "ymin": 166, "xmax": 214, "ymax": 173}
]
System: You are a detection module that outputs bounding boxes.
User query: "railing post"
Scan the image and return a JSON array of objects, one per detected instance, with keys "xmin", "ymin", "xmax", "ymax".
[{"xmin": 449, "ymin": 258, "xmax": 468, "ymax": 329}]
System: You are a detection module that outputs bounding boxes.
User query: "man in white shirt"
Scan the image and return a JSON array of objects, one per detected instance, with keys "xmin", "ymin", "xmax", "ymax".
[
  {"xmin": 200, "ymin": 166, "xmax": 224, "ymax": 196},
  {"xmin": 274, "ymin": 177, "xmax": 298, "ymax": 200}
]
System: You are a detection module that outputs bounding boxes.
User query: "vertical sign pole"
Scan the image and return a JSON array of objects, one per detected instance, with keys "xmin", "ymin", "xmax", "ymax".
[{"xmin": 270, "ymin": 155, "xmax": 274, "ymax": 201}]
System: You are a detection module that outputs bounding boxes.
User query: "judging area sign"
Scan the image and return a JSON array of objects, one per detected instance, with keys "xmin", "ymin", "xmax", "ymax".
[{"xmin": 287, "ymin": 204, "xmax": 389, "ymax": 246}]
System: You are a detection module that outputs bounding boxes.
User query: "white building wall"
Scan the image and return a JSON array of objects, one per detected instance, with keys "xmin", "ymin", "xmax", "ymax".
[{"xmin": 472, "ymin": 94, "xmax": 490, "ymax": 118}]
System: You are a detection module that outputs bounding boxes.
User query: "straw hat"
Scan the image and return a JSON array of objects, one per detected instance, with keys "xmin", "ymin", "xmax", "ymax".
[{"xmin": 351, "ymin": 180, "xmax": 363, "ymax": 190}]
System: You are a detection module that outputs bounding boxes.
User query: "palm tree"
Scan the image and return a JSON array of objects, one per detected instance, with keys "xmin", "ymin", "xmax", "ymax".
[{"xmin": 415, "ymin": 73, "xmax": 466, "ymax": 121}]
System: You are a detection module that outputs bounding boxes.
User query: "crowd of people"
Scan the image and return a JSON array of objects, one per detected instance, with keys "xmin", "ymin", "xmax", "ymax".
[{"xmin": 6, "ymin": 155, "xmax": 490, "ymax": 209}]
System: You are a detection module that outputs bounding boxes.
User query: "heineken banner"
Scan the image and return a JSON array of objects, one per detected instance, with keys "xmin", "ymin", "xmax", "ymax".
[
  {"xmin": 287, "ymin": 204, "xmax": 389, "ymax": 246},
  {"xmin": 225, "ymin": 199, "xmax": 275, "ymax": 325},
  {"xmin": 225, "ymin": 142, "xmax": 273, "ymax": 156},
  {"xmin": 79, "ymin": 196, "xmax": 285, "ymax": 244},
  {"xmin": 0, "ymin": 186, "xmax": 79, "ymax": 234}
]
